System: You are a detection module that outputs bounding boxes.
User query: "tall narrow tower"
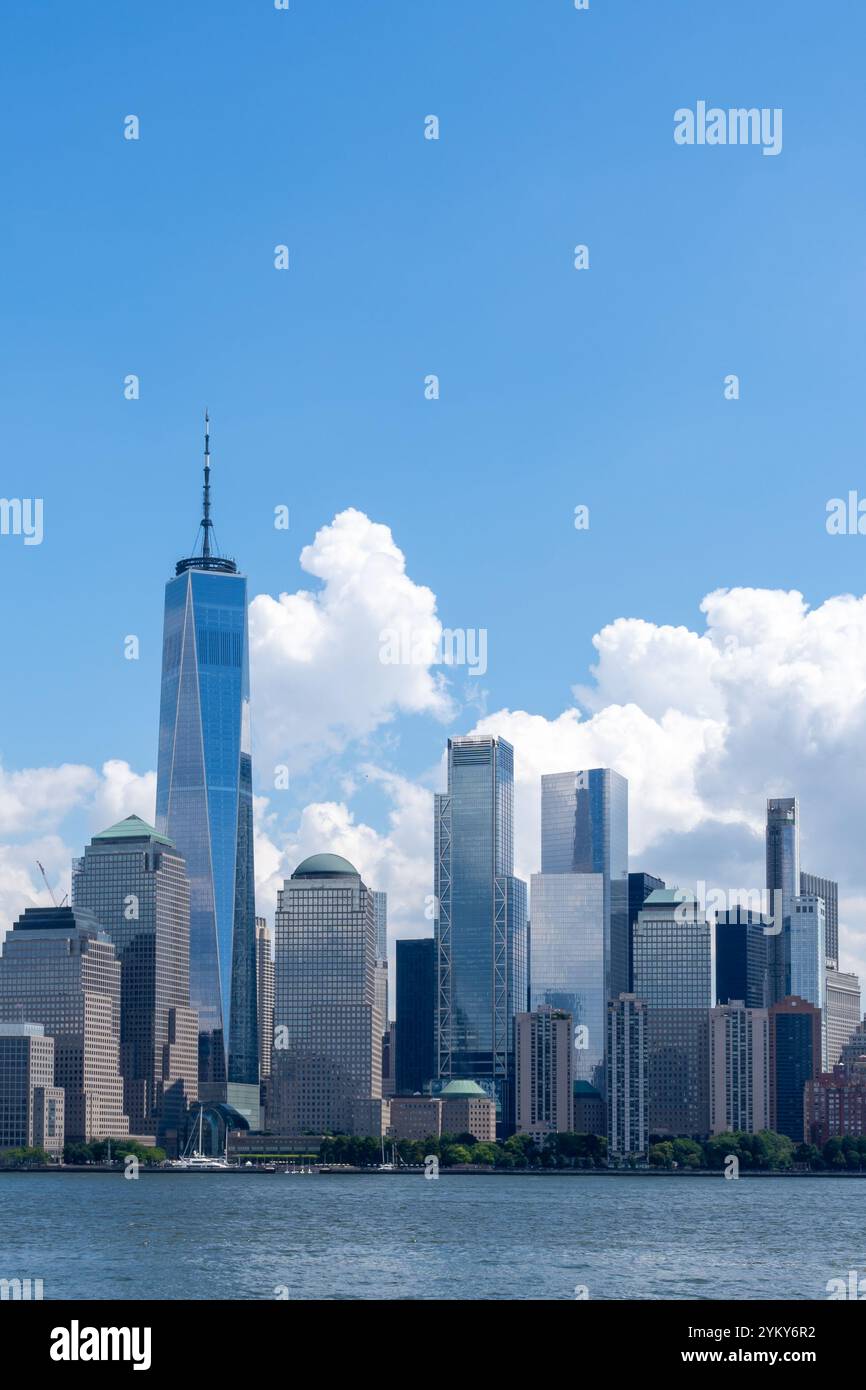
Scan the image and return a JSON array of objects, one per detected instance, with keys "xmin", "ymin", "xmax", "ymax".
[
  {"xmin": 434, "ymin": 735, "xmax": 528, "ymax": 1135},
  {"xmin": 155, "ymin": 416, "xmax": 258, "ymax": 1113}
]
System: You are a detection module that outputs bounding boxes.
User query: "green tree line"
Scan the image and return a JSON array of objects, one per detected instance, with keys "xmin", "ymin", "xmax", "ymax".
[{"xmin": 319, "ymin": 1131, "xmax": 608, "ymax": 1169}]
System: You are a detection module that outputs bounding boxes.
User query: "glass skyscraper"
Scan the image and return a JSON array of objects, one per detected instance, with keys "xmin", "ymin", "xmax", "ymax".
[
  {"xmin": 434, "ymin": 736, "xmax": 527, "ymax": 1132},
  {"xmin": 541, "ymin": 769, "xmax": 629, "ymax": 1000},
  {"xmin": 788, "ymin": 894, "xmax": 826, "ymax": 1068},
  {"xmin": 766, "ymin": 796, "xmax": 800, "ymax": 902},
  {"xmin": 531, "ymin": 770, "xmax": 629, "ymax": 1095},
  {"xmin": 800, "ymin": 870, "xmax": 839, "ymax": 966},
  {"xmin": 766, "ymin": 796, "xmax": 799, "ymax": 1004},
  {"xmin": 155, "ymin": 417, "xmax": 257, "ymax": 1100},
  {"xmin": 714, "ymin": 907, "xmax": 771, "ymax": 1009},
  {"xmin": 529, "ymin": 872, "xmax": 605, "ymax": 1088},
  {"xmin": 395, "ymin": 936, "xmax": 436, "ymax": 1095}
]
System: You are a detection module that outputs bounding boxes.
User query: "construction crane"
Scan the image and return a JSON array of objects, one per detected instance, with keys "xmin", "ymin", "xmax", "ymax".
[{"xmin": 36, "ymin": 860, "xmax": 67, "ymax": 909}]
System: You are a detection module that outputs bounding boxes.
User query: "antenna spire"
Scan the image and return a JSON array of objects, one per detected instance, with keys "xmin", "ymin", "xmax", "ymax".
[{"xmin": 202, "ymin": 409, "xmax": 212, "ymax": 558}]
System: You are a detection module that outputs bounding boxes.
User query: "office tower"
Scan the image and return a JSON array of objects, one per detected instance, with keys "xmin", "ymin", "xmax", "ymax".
[
  {"xmin": 768, "ymin": 996, "xmax": 822, "ymax": 1142},
  {"xmin": 825, "ymin": 970, "xmax": 860, "ymax": 1071},
  {"xmin": 634, "ymin": 890, "xmax": 712, "ymax": 1137},
  {"xmin": 529, "ymin": 873, "xmax": 604, "ymax": 1088},
  {"xmin": 788, "ymin": 895, "xmax": 826, "ymax": 1069},
  {"xmin": 633, "ymin": 891, "xmax": 713, "ymax": 1008},
  {"xmin": 372, "ymin": 890, "xmax": 389, "ymax": 1027},
  {"xmin": 0, "ymin": 1023, "xmax": 64, "ymax": 1157},
  {"xmin": 715, "ymin": 908, "xmax": 771, "ymax": 1009},
  {"xmin": 271, "ymin": 854, "xmax": 383, "ymax": 1135},
  {"xmin": 439, "ymin": 1079, "xmax": 497, "ymax": 1141},
  {"xmin": 255, "ymin": 919, "xmax": 274, "ymax": 1081},
  {"xmin": 155, "ymin": 415, "xmax": 257, "ymax": 1106},
  {"xmin": 395, "ymin": 937, "xmax": 435, "ymax": 1095},
  {"xmin": 541, "ymin": 769, "xmax": 629, "ymax": 999},
  {"xmin": 515, "ymin": 1006, "xmax": 574, "ymax": 1140},
  {"xmin": 800, "ymin": 871, "xmax": 839, "ymax": 967},
  {"xmin": 766, "ymin": 797, "xmax": 800, "ymax": 901},
  {"xmin": 628, "ymin": 872, "xmax": 664, "ymax": 991},
  {"xmin": 435, "ymin": 736, "xmax": 528, "ymax": 1133},
  {"xmin": 607, "ymin": 994, "xmax": 647, "ymax": 1161},
  {"xmin": 72, "ymin": 816, "xmax": 198, "ymax": 1151},
  {"xmin": 788, "ymin": 895, "xmax": 825, "ymax": 1007},
  {"xmin": 806, "ymin": 1071, "xmax": 866, "ymax": 1146},
  {"xmin": 766, "ymin": 797, "xmax": 799, "ymax": 1003},
  {"xmin": 530, "ymin": 769, "xmax": 628, "ymax": 1096},
  {"xmin": 0, "ymin": 907, "xmax": 129, "ymax": 1142},
  {"xmin": 708, "ymin": 1002, "xmax": 770, "ymax": 1135}
]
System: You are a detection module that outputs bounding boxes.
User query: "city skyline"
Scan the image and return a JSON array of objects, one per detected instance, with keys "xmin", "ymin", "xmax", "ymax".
[
  {"xmin": 6, "ymin": 0, "xmax": 866, "ymax": 1326},
  {"xmin": 3, "ymin": 3, "xmax": 866, "ymax": 1006}
]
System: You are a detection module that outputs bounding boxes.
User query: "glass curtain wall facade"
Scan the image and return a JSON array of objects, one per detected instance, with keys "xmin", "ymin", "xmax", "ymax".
[
  {"xmin": 800, "ymin": 871, "xmax": 839, "ymax": 966},
  {"xmin": 766, "ymin": 797, "xmax": 800, "ymax": 1004},
  {"xmin": 714, "ymin": 908, "xmax": 771, "ymax": 1009},
  {"xmin": 395, "ymin": 937, "xmax": 435, "ymax": 1095},
  {"xmin": 435, "ymin": 736, "xmax": 527, "ymax": 1132},
  {"xmin": 541, "ymin": 770, "xmax": 629, "ymax": 1002},
  {"xmin": 530, "ymin": 873, "xmax": 605, "ymax": 1089},
  {"xmin": 156, "ymin": 556, "xmax": 257, "ymax": 1097},
  {"xmin": 627, "ymin": 872, "xmax": 664, "ymax": 992}
]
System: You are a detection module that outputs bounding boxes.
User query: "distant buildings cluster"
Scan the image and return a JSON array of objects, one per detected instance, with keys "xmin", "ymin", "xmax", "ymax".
[{"xmin": 1, "ymin": 427, "xmax": 864, "ymax": 1166}]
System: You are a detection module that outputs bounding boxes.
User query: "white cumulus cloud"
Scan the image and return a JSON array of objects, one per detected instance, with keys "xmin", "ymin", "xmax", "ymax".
[{"xmin": 249, "ymin": 508, "xmax": 454, "ymax": 773}]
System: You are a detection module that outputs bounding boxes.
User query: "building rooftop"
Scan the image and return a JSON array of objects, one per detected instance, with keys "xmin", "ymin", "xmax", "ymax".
[
  {"xmin": 642, "ymin": 888, "xmax": 698, "ymax": 908},
  {"xmin": 13, "ymin": 905, "xmax": 104, "ymax": 934},
  {"xmin": 292, "ymin": 853, "xmax": 359, "ymax": 879},
  {"xmin": 440, "ymin": 1079, "xmax": 489, "ymax": 1101},
  {"xmin": 573, "ymin": 1080, "xmax": 602, "ymax": 1098},
  {"xmin": 93, "ymin": 815, "xmax": 174, "ymax": 847}
]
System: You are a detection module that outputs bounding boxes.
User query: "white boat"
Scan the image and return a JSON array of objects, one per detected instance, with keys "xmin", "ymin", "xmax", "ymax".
[{"xmin": 169, "ymin": 1106, "xmax": 232, "ymax": 1170}]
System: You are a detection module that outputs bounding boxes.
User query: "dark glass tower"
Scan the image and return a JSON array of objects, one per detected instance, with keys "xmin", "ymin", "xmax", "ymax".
[
  {"xmin": 766, "ymin": 796, "xmax": 799, "ymax": 1005},
  {"xmin": 155, "ymin": 416, "xmax": 257, "ymax": 1101},
  {"xmin": 395, "ymin": 937, "xmax": 435, "ymax": 1095},
  {"xmin": 715, "ymin": 907, "xmax": 771, "ymax": 1009}
]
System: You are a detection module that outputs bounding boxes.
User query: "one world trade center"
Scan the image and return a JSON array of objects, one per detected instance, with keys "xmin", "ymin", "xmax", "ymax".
[{"xmin": 155, "ymin": 416, "xmax": 258, "ymax": 1115}]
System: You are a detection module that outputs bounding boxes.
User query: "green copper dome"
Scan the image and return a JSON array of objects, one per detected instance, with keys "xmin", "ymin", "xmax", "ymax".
[
  {"xmin": 292, "ymin": 853, "xmax": 359, "ymax": 878},
  {"xmin": 440, "ymin": 1079, "xmax": 489, "ymax": 1100}
]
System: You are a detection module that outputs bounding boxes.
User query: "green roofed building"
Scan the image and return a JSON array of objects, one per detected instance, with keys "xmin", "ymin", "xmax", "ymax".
[
  {"xmin": 440, "ymin": 1077, "xmax": 496, "ymax": 1141},
  {"xmin": 72, "ymin": 816, "xmax": 199, "ymax": 1154}
]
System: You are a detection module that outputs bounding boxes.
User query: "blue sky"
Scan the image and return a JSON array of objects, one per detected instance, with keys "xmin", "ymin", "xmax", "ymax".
[{"xmin": 2, "ymin": 1, "xmax": 866, "ymax": 967}]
